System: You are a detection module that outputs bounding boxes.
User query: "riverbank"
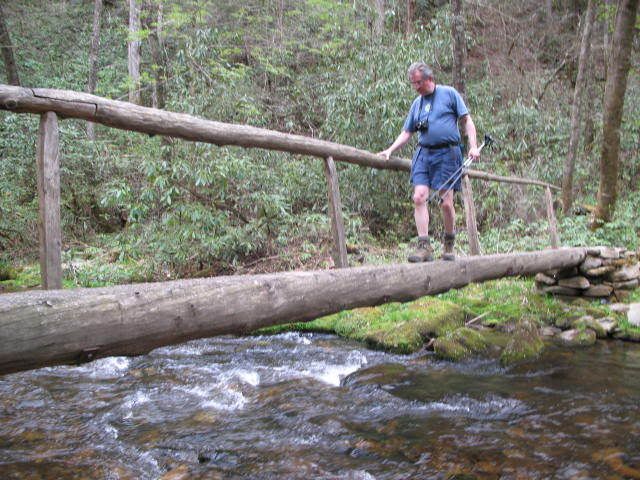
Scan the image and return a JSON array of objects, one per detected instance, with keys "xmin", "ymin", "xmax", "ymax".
[{"xmin": 262, "ymin": 276, "xmax": 640, "ymax": 365}]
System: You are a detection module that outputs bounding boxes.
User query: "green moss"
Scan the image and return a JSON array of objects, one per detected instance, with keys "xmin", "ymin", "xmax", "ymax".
[
  {"xmin": 257, "ymin": 297, "xmax": 465, "ymax": 353},
  {"xmin": 571, "ymin": 316, "xmax": 607, "ymax": 338},
  {"xmin": 500, "ymin": 324, "xmax": 545, "ymax": 366},
  {"xmin": 433, "ymin": 327, "xmax": 490, "ymax": 361},
  {"xmin": 259, "ymin": 277, "xmax": 638, "ymax": 357},
  {"xmin": 0, "ymin": 264, "xmax": 41, "ymax": 292}
]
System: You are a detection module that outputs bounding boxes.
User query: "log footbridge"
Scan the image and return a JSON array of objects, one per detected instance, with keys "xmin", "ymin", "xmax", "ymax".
[{"xmin": 0, "ymin": 85, "xmax": 568, "ymax": 376}]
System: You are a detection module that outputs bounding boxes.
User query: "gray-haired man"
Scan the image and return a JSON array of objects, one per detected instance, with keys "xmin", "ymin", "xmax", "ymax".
[{"xmin": 379, "ymin": 62, "xmax": 479, "ymax": 262}]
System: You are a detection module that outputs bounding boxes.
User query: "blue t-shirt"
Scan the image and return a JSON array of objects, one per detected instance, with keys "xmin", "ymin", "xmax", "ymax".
[{"xmin": 403, "ymin": 85, "xmax": 468, "ymax": 146}]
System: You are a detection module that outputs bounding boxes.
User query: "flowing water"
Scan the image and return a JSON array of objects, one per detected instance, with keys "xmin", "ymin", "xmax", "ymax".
[{"xmin": 1, "ymin": 332, "xmax": 639, "ymax": 479}]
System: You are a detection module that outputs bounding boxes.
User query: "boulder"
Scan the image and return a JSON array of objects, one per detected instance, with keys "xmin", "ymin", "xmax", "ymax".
[
  {"xmin": 535, "ymin": 272, "xmax": 556, "ymax": 286},
  {"xmin": 582, "ymin": 284, "xmax": 613, "ymax": 297},
  {"xmin": 610, "ymin": 279, "xmax": 639, "ymax": 290},
  {"xmin": 541, "ymin": 326, "xmax": 561, "ymax": 337},
  {"xmin": 587, "ymin": 246, "xmax": 621, "ymax": 259},
  {"xmin": 558, "ymin": 276, "xmax": 590, "ymax": 290},
  {"xmin": 613, "ymin": 290, "xmax": 630, "ymax": 301},
  {"xmin": 500, "ymin": 321, "xmax": 545, "ymax": 366},
  {"xmin": 608, "ymin": 303, "xmax": 630, "ymax": 313},
  {"xmin": 607, "ymin": 264, "xmax": 640, "ymax": 283},
  {"xmin": 540, "ymin": 285, "xmax": 582, "ymax": 296},
  {"xmin": 595, "ymin": 317, "xmax": 618, "ymax": 336},
  {"xmin": 558, "ymin": 328, "xmax": 597, "ymax": 347},
  {"xmin": 571, "ymin": 315, "xmax": 606, "ymax": 338},
  {"xmin": 584, "ymin": 265, "xmax": 616, "ymax": 277},
  {"xmin": 579, "ymin": 256, "xmax": 603, "ymax": 274}
]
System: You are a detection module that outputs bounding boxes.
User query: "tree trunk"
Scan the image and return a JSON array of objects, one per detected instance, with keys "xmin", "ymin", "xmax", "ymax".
[
  {"xmin": 592, "ymin": 0, "xmax": 638, "ymax": 227},
  {"xmin": 405, "ymin": 0, "xmax": 415, "ymax": 37},
  {"xmin": 451, "ymin": 0, "xmax": 466, "ymax": 97},
  {"xmin": 87, "ymin": 0, "xmax": 103, "ymax": 140},
  {"xmin": 0, "ymin": 248, "xmax": 587, "ymax": 375},
  {"xmin": 128, "ymin": 0, "xmax": 141, "ymax": 104},
  {"xmin": 373, "ymin": 0, "xmax": 385, "ymax": 38},
  {"xmin": 143, "ymin": 0, "xmax": 165, "ymax": 110},
  {"xmin": 561, "ymin": 0, "xmax": 595, "ymax": 213},
  {"xmin": 0, "ymin": 3, "xmax": 20, "ymax": 86}
]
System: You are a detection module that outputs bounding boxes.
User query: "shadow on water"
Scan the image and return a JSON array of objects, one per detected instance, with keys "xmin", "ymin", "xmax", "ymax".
[{"xmin": 1, "ymin": 332, "xmax": 639, "ymax": 479}]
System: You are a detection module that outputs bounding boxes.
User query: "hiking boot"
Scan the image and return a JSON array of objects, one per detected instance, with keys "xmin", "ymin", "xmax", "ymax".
[
  {"xmin": 442, "ymin": 232, "xmax": 456, "ymax": 261},
  {"xmin": 408, "ymin": 236, "xmax": 433, "ymax": 263}
]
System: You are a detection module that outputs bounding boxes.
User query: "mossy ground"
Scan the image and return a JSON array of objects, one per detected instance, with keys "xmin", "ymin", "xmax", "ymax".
[{"xmin": 262, "ymin": 277, "xmax": 638, "ymax": 364}]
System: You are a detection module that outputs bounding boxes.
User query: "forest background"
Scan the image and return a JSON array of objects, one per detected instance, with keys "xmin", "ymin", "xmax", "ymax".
[{"xmin": 0, "ymin": 0, "xmax": 638, "ymax": 288}]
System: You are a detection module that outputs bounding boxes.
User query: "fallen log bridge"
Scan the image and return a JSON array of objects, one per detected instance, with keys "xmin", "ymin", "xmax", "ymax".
[{"xmin": 0, "ymin": 248, "xmax": 586, "ymax": 376}]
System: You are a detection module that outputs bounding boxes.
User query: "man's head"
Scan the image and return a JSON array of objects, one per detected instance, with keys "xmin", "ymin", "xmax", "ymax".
[{"xmin": 408, "ymin": 62, "xmax": 435, "ymax": 96}]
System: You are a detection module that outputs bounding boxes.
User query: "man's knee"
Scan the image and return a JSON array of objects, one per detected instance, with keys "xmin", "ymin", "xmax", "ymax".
[
  {"xmin": 413, "ymin": 188, "xmax": 428, "ymax": 205},
  {"xmin": 440, "ymin": 192, "xmax": 455, "ymax": 211}
]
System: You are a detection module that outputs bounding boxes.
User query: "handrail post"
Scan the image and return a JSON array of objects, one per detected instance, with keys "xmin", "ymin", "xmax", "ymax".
[
  {"xmin": 461, "ymin": 173, "xmax": 480, "ymax": 255},
  {"xmin": 36, "ymin": 112, "xmax": 62, "ymax": 289},
  {"xmin": 545, "ymin": 186, "xmax": 560, "ymax": 249},
  {"xmin": 323, "ymin": 156, "xmax": 348, "ymax": 268}
]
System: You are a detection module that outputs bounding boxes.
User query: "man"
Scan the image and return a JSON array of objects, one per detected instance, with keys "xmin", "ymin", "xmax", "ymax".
[{"xmin": 379, "ymin": 62, "xmax": 480, "ymax": 262}]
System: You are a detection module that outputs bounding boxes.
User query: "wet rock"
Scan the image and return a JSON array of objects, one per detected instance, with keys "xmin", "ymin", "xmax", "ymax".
[
  {"xmin": 500, "ymin": 321, "xmax": 545, "ymax": 366},
  {"xmin": 613, "ymin": 329, "xmax": 640, "ymax": 341},
  {"xmin": 558, "ymin": 276, "xmax": 590, "ymax": 290},
  {"xmin": 558, "ymin": 328, "xmax": 597, "ymax": 347},
  {"xmin": 571, "ymin": 316, "xmax": 606, "ymax": 338},
  {"xmin": 541, "ymin": 326, "xmax": 561, "ymax": 337},
  {"xmin": 160, "ymin": 465, "xmax": 191, "ymax": 480},
  {"xmin": 609, "ymin": 303, "xmax": 631, "ymax": 313},
  {"xmin": 596, "ymin": 317, "xmax": 617, "ymax": 336},
  {"xmin": 535, "ymin": 272, "xmax": 556, "ymax": 285},
  {"xmin": 628, "ymin": 304, "xmax": 640, "ymax": 328},
  {"xmin": 554, "ymin": 315, "xmax": 576, "ymax": 329},
  {"xmin": 582, "ymin": 284, "xmax": 613, "ymax": 297},
  {"xmin": 433, "ymin": 327, "xmax": 489, "ymax": 361}
]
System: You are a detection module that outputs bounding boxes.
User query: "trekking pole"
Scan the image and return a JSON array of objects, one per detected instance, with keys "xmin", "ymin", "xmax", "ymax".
[{"xmin": 428, "ymin": 133, "xmax": 494, "ymax": 204}]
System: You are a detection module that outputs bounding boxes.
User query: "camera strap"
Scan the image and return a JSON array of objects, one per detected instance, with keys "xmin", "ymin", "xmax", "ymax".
[{"xmin": 416, "ymin": 86, "xmax": 437, "ymax": 129}]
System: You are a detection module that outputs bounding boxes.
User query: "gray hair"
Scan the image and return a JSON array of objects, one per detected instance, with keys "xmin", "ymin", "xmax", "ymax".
[{"xmin": 408, "ymin": 62, "xmax": 433, "ymax": 80}]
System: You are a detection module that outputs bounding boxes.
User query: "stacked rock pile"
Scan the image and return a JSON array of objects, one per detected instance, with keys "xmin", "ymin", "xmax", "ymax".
[{"xmin": 535, "ymin": 246, "xmax": 639, "ymax": 301}]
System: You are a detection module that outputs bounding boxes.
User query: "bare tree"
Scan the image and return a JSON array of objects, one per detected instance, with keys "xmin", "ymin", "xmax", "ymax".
[
  {"xmin": 373, "ymin": 0, "xmax": 385, "ymax": 38},
  {"xmin": 142, "ymin": 1, "xmax": 165, "ymax": 110},
  {"xmin": 0, "ymin": 3, "xmax": 20, "ymax": 86},
  {"xmin": 87, "ymin": 0, "xmax": 103, "ymax": 140},
  {"xmin": 592, "ymin": 0, "xmax": 639, "ymax": 227},
  {"xmin": 561, "ymin": 0, "xmax": 595, "ymax": 212},
  {"xmin": 405, "ymin": 0, "xmax": 415, "ymax": 37},
  {"xmin": 128, "ymin": 0, "xmax": 141, "ymax": 104},
  {"xmin": 451, "ymin": 0, "xmax": 466, "ymax": 97}
]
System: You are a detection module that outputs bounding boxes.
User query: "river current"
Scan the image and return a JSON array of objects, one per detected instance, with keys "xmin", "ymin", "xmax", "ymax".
[{"xmin": 1, "ymin": 332, "xmax": 639, "ymax": 479}]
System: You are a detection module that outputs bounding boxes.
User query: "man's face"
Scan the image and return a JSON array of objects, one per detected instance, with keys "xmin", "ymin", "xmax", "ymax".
[{"xmin": 409, "ymin": 71, "xmax": 434, "ymax": 96}]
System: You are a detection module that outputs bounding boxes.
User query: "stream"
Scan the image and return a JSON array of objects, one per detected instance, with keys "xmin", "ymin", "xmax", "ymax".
[{"xmin": 1, "ymin": 332, "xmax": 639, "ymax": 479}]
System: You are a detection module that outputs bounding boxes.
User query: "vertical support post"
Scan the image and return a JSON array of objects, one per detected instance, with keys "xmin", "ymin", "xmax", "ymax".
[
  {"xmin": 36, "ymin": 112, "xmax": 62, "ymax": 289},
  {"xmin": 461, "ymin": 173, "xmax": 480, "ymax": 256},
  {"xmin": 545, "ymin": 186, "xmax": 560, "ymax": 249},
  {"xmin": 322, "ymin": 156, "xmax": 348, "ymax": 268}
]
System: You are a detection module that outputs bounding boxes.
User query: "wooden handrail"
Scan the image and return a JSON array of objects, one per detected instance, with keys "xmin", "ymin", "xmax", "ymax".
[{"xmin": 0, "ymin": 84, "xmax": 558, "ymax": 190}]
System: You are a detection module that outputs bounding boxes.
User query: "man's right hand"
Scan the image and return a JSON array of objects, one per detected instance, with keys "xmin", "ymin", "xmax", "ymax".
[{"xmin": 378, "ymin": 149, "xmax": 391, "ymax": 160}]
